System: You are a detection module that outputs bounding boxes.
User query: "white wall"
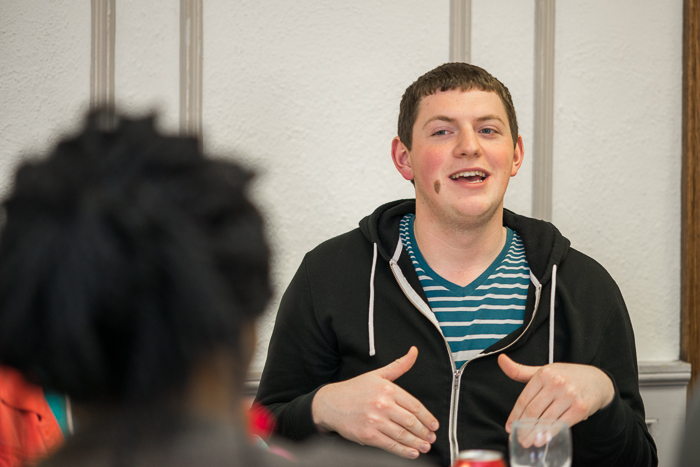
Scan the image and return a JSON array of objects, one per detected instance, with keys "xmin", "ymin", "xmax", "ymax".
[
  {"xmin": 0, "ymin": 1, "xmax": 683, "ymax": 371},
  {"xmin": 552, "ymin": 1, "xmax": 682, "ymax": 362},
  {"xmin": 0, "ymin": 1, "xmax": 90, "ymax": 197}
]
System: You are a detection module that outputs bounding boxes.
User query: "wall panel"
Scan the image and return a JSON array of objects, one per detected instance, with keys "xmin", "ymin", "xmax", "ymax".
[{"xmin": 553, "ymin": 0, "xmax": 682, "ymax": 362}]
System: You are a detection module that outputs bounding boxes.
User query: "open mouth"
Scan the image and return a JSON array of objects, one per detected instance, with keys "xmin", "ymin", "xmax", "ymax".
[{"xmin": 450, "ymin": 170, "xmax": 487, "ymax": 183}]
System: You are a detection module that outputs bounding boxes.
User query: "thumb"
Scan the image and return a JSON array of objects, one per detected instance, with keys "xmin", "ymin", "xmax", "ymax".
[
  {"xmin": 498, "ymin": 354, "xmax": 540, "ymax": 383},
  {"xmin": 377, "ymin": 346, "xmax": 419, "ymax": 382}
]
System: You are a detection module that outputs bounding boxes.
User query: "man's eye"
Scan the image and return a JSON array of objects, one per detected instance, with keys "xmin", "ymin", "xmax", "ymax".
[
  {"xmin": 481, "ymin": 128, "xmax": 494, "ymax": 134},
  {"xmin": 433, "ymin": 130, "xmax": 448, "ymax": 136}
]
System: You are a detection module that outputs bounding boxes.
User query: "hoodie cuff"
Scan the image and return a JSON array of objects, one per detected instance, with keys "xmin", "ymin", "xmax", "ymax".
[
  {"xmin": 573, "ymin": 373, "xmax": 626, "ymax": 442},
  {"xmin": 279, "ymin": 386, "xmax": 324, "ymax": 441}
]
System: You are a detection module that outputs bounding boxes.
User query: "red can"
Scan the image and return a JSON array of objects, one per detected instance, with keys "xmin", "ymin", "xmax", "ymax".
[{"xmin": 452, "ymin": 450, "xmax": 506, "ymax": 467}]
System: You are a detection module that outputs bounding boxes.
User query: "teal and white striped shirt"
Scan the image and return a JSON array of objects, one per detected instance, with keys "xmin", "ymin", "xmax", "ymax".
[{"xmin": 400, "ymin": 214, "xmax": 530, "ymax": 368}]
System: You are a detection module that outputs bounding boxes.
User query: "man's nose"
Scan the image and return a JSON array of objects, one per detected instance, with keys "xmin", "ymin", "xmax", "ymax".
[{"xmin": 454, "ymin": 129, "xmax": 481, "ymax": 158}]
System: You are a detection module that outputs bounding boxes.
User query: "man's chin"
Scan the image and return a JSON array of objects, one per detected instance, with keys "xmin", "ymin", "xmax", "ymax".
[
  {"xmin": 415, "ymin": 193, "xmax": 504, "ymax": 228},
  {"xmin": 444, "ymin": 202, "xmax": 504, "ymax": 230}
]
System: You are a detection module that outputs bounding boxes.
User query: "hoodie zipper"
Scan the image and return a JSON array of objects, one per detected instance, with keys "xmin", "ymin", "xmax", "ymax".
[
  {"xmin": 390, "ymin": 258, "xmax": 544, "ymax": 464},
  {"xmin": 448, "ymin": 368, "xmax": 462, "ymax": 463}
]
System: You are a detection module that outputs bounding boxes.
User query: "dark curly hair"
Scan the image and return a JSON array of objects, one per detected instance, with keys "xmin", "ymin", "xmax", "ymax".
[{"xmin": 0, "ymin": 111, "xmax": 271, "ymax": 405}]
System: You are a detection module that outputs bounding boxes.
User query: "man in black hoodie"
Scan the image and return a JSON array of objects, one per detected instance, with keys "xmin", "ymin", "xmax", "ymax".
[{"xmin": 256, "ymin": 63, "xmax": 657, "ymax": 467}]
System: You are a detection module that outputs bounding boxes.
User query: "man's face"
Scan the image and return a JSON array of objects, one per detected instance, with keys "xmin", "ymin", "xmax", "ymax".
[{"xmin": 391, "ymin": 89, "xmax": 523, "ymax": 229}]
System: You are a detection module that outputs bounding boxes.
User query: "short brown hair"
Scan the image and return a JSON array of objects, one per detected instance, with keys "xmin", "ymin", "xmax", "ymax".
[{"xmin": 398, "ymin": 62, "xmax": 518, "ymax": 150}]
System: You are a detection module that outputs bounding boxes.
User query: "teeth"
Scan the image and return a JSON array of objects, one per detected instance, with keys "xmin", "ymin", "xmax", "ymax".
[{"xmin": 450, "ymin": 170, "xmax": 486, "ymax": 180}]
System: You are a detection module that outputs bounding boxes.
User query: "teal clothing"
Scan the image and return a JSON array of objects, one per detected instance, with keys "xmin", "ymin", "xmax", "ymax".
[
  {"xmin": 399, "ymin": 214, "xmax": 529, "ymax": 368},
  {"xmin": 44, "ymin": 391, "xmax": 71, "ymax": 437}
]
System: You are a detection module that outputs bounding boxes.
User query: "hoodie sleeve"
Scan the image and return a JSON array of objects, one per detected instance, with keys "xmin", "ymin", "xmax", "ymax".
[
  {"xmin": 254, "ymin": 255, "xmax": 340, "ymax": 441},
  {"xmin": 559, "ymin": 251, "xmax": 657, "ymax": 467}
]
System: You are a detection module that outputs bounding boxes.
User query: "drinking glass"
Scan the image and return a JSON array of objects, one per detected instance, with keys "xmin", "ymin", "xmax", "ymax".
[{"xmin": 509, "ymin": 419, "xmax": 572, "ymax": 467}]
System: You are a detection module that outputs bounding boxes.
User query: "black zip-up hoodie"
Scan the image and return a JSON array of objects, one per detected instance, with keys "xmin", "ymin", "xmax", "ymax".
[{"xmin": 256, "ymin": 200, "xmax": 657, "ymax": 467}]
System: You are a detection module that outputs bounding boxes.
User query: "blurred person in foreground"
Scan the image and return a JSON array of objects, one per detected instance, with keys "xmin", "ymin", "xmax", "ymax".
[{"xmin": 0, "ymin": 111, "xmax": 427, "ymax": 467}]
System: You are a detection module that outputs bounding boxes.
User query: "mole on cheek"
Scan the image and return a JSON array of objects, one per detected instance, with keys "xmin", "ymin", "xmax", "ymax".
[{"xmin": 434, "ymin": 180, "xmax": 441, "ymax": 194}]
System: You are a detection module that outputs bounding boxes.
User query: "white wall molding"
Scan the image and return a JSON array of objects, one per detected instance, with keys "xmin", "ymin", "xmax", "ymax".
[
  {"xmin": 450, "ymin": 0, "xmax": 471, "ymax": 63},
  {"xmin": 638, "ymin": 360, "xmax": 691, "ymax": 467},
  {"xmin": 639, "ymin": 360, "xmax": 693, "ymax": 386},
  {"xmin": 90, "ymin": 0, "xmax": 115, "ymax": 109},
  {"xmin": 532, "ymin": 0, "xmax": 555, "ymax": 221},
  {"xmin": 180, "ymin": 0, "xmax": 203, "ymax": 136}
]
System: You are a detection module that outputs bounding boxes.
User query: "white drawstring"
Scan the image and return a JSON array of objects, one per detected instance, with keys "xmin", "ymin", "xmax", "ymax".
[
  {"xmin": 66, "ymin": 394, "xmax": 74, "ymax": 435},
  {"xmin": 548, "ymin": 264, "xmax": 558, "ymax": 364},
  {"xmin": 368, "ymin": 243, "xmax": 378, "ymax": 356},
  {"xmin": 368, "ymin": 237, "xmax": 559, "ymax": 365}
]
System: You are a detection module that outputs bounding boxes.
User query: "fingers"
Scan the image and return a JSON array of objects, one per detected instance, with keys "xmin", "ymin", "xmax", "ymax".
[
  {"xmin": 369, "ymin": 394, "xmax": 437, "ymax": 458},
  {"xmin": 377, "ymin": 346, "xmax": 419, "ymax": 382},
  {"xmin": 357, "ymin": 424, "xmax": 427, "ymax": 459},
  {"xmin": 498, "ymin": 353, "xmax": 539, "ymax": 383},
  {"xmin": 503, "ymin": 358, "xmax": 616, "ymax": 433},
  {"xmin": 394, "ymin": 386, "xmax": 440, "ymax": 435},
  {"xmin": 381, "ymin": 419, "xmax": 433, "ymax": 458},
  {"xmin": 311, "ymin": 347, "xmax": 439, "ymax": 459},
  {"xmin": 350, "ymin": 385, "xmax": 438, "ymax": 459},
  {"xmin": 506, "ymin": 370, "xmax": 569, "ymax": 431},
  {"xmin": 511, "ymin": 420, "xmax": 569, "ymax": 449},
  {"xmin": 366, "ymin": 378, "xmax": 438, "ymax": 445},
  {"xmin": 382, "ymin": 346, "xmax": 439, "ymax": 439},
  {"xmin": 505, "ymin": 369, "xmax": 543, "ymax": 432},
  {"xmin": 387, "ymin": 388, "xmax": 439, "ymax": 452}
]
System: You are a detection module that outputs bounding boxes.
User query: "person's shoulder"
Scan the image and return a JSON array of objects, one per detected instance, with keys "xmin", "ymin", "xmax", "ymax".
[
  {"xmin": 554, "ymin": 247, "xmax": 630, "ymax": 320},
  {"xmin": 563, "ymin": 246, "xmax": 610, "ymax": 270},
  {"xmin": 301, "ymin": 227, "xmax": 370, "ymax": 267},
  {"xmin": 309, "ymin": 227, "xmax": 366, "ymax": 253},
  {"xmin": 561, "ymin": 247, "xmax": 617, "ymax": 285}
]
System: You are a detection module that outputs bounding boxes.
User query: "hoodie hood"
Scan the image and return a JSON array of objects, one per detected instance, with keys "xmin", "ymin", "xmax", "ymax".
[
  {"xmin": 502, "ymin": 209, "xmax": 571, "ymax": 281},
  {"xmin": 359, "ymin": 199, "xmax": 571, "ymax": 284},
  {"xmin": 359, "ymin": 199, "xmax": 415, "ymax": 262},
  {"xmin": 359, "ymin": 199, "xmax": 572, "ymax": 365}
]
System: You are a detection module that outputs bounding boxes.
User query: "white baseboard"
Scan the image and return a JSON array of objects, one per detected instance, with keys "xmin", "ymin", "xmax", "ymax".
[{"xmin": 638, "ymin": 360, "xmax": 692, "ymax": 467}]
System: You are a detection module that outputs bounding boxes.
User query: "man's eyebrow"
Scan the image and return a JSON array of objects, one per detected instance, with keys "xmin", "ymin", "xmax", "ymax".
[
  {"xmin": 422, "ymin": 114, "xmax": 506, "ymax": 129},
  {"xmin": 475, "ymin": 114, "xmax": 506, "ymax": 125},
  {"xmin": 422, "ymin": 116, "xmax": 457, "ymax": 129}
]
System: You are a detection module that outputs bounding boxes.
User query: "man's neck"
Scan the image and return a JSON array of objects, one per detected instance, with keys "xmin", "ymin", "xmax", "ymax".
[{"xmin": 412, "ymin": 208, "xmax": 507, "ymax": 288}]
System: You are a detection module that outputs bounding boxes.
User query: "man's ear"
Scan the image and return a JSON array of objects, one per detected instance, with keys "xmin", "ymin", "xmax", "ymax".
[
  {"xmin": 391, "ymin": 137, "xmax": 414, "ymax": 181},
  {"xmin": 510, "ymin": 135, "xmax": 524, "ymax": 177}
]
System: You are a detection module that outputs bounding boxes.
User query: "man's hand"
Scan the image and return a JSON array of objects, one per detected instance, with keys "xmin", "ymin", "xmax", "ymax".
[
  {"xmin": 498, "ymin": 354, "xmax": 615, "ymax": 433},
  {"xmin": 311, "ymin": 346, "xmax": 439, "ymax": 459}
]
